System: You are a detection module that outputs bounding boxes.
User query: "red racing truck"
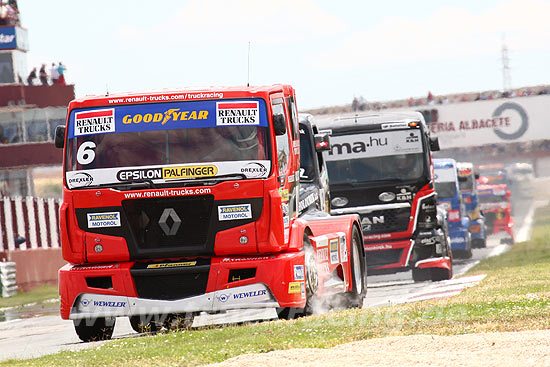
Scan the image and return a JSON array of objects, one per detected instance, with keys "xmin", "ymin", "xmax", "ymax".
[
  {"xmin": 317, "ymin": 112, "xmax": 452, "ymax": 282},
  {"xmin": 54, "ymin": 85, "xmax": 366, "ymax": 341}
]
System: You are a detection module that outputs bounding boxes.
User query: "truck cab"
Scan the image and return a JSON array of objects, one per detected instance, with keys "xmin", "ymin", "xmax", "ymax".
[
  {"xmin": 434, "ymin": 158, "xmax": 472, "ymax": 258},
  {"xmin": 477, "ymin": 184, "xmax": 514, "ymax": 244},
  {"xmin": 317, "ymin": 112, "xmax": 452, "ymax": 282},
  {"xmin": 457, "ymin": 162, "xmax": 486, "ymax": 248},
  {"xmin": 55, "ymin": 85, "xmax": 366, "ymax": 341}
]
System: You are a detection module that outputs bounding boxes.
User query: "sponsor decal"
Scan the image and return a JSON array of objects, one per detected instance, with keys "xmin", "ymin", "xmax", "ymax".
[
  {"xmin": 422, "ymin": 203, "xmax": 436, "ymax": 211},
  {"xmin": 241, "ymin": 162, "xmax": 268, "ymax": 178},
  {"xmin": 381, "ymin": 122, "xmax": 409, "ymax": 130},
  {"xmin": 87, "ymin": 212, "xmax": 121, "ymax": 228},
  {"xmin": 67, "ymin": 172, "xmax": 93, "ymax": 187},
  {"xmin": 163, "ymin": 165, "xmax": 217, "ymax": 179},
  {"xmin": 279, "ymin": 188, "xmax": 289, "ymax": 202},
  {"xmin": 287, "ymin": 173, "xmax": 295, "ymax": 183},
  {"xmin": 217, "ymin": 293, "xmax": 231, "ymax": 303},
  {"xmin": 301, "ymin": 282, "xmax": 306, "ymax": 299},
  {"xmin": 147, "ymin": 261, "xmax": 196, "ymax": 269},
  {"xmin": 288, "ymin": 282, "xmax": 302, "ymax": 294},
  {"xmin": 396, "ymin": 188, "xmax": 412, "ymax": 201},
  {"xmin": 80, "ymin": 298, "xmax": 91, "ymax": 307},
  {"xmin": 222, "ymin": 256, "xmax": 270, "ymax": 262},
  {"xmin": 317, "ymin": 248, "xmax": 329, "ymax": 262},
  {"xmin": 293, "ymin": 265, "xmax": 305, "ymax": 281},
  {"xmin": 365, "ymin": 243, "xmax": 394, "ymax": 251},
  {"xmin": 330, "ymin": 239, "xmax": 339, "ymax": 264},
  {"xmin": 298, "ymin": 191, "xmax": 319, "ymax": 213},
  {"xmin": 218, "ymin": 204, "xmax": 252, "ymax": 221},
  {"xmin": 232, "ymin": 289, "xmax": 267, "ymax": 299},
  {"xmin": 405, "ymin": 132, "xmax": 419, "ymax": 143},
  {"xmin": 326, "ymin": 130, "xmax": 423, "ymax": 161},
  {"xmin": 339, "ymin": 235, "xmax": 348, "ymax": 262},
  {"xmin": 117, "ymin": 168, "xmax": 162, "ymax": 181},
  {"xmin": 72, "ymin": 264, "xmax": 117, "ymax": 271},
  {"xmin": 364, "ymin": 233, "xmax": 391, "ymax": 241},
  {"xmin": 122, "ymin": 109, "xmax": 209, "ymax": 125},
  {"xmin": 74, "ymin": 109, "xmax": 115, "ymax": 137},
  {"xmin": 283, "ymin": 215, "xmax": 290, "ymax": 228},
  {"xmin": 216, "ymin": 101, "xmax": 259, "ymax": 125},
  {"xmin": 92, "ymin": 300, "xmax": 127, "ymax": 308}
]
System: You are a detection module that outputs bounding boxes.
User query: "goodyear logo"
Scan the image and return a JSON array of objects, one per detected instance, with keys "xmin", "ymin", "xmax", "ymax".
[
  {"xmin": 162, "ymin": 165, "xmax": 217, "ymax": 179},
  {"xmin": 87, "ymin": 212, "xmax": 121, "ymax": 228},
  {"xmin": 147, "ymin": 261, "xmax": 197, "ymax": 269},
  {"xmin": 218, "ymin": 204, "xmax": 252, "ymax": 221},
  {"xmin": 122, "ymin": 109, "xmax": 209, "ymax": 125}
]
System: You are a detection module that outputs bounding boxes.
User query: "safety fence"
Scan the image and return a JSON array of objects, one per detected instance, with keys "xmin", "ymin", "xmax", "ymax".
[{"xmin": 0, "ymin": 196, "xmax": 62, "ymax": 252}]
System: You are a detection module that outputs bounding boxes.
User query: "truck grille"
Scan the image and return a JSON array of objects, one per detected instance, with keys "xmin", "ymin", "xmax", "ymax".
[
  {"xmin": 122, "ymin": 195, "xmax": 214, "ymax": 256},
  {"xmin": 360, "ymin": 207, "xmax": 411, "ymax": 235},
  {"xmin": 131, "ymin": 258, "xmax": 210, "ymax": 300}
]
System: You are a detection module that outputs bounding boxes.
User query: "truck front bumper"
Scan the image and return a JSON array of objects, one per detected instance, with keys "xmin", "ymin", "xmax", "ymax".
[{"xmin": 59, "ymin": 252, "xmax": 306, "ymax": 320}]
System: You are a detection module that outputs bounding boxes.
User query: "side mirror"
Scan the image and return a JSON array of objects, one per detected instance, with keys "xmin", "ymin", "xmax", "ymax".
[
  {"xmin": 314, "ymin": 133, "xmax": 331, "ymax": 152},
  {"xmin": 54, "ymin": 125, "xmax": 65, "ymax": 148},
  {"xmin": 273, "ymin": 114, "xmax": 287, "ymax": 136},
  {"xmin": 429, "ymin": 136, "xmax": 440, "ymax": 151}
]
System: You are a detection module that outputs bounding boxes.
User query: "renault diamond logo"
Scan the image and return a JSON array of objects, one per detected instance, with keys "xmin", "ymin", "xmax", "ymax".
[{"xmin": 158, "ymin": 208, "xmax": 181, "ymax": 236}]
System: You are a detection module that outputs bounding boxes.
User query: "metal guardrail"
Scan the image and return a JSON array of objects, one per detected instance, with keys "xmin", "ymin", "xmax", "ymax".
[{"xmin": 0, "ymin": 261, "xmax": 17, "ymax": 297}]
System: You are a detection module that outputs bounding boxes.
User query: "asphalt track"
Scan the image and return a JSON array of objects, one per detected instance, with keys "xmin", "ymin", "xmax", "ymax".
[{"xmin": 0, "ymin": 191, "xmax": 542, "ymax": 362}]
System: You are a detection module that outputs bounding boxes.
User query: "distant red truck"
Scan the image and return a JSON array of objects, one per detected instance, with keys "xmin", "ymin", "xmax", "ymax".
[{"xmin": 476, "ymin": 184, "xmax": 514, "ymax": 244}]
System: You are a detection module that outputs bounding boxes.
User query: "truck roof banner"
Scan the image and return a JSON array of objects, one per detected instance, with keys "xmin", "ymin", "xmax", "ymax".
[
  {"xmin": 325, "ymin": 129, "xmax": 422, "ymax": 161},
  {"xmin": 68, "ymin": 99, "xmax": 268, "ymax": 139}
]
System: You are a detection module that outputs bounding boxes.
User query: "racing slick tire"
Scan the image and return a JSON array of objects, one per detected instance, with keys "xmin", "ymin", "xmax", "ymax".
[
  {"xmin": 430, "ymin": 266, "xmax": 452, "ymax": 281},
  {"xmin": 342, "ymin": 225, "xmax": 367, "ymax": 308},
  {"xmin": 129, "ymin": 315, "xmax": 163, "ymax": 334},
  {"xmin": 74, "ymin": 317, "xmax": 115, "ymax": 342},
  {"xmin": 412, "ymin": 268, "xmax": 431, "ymax": 282},
  {"xmin": 277, "ymin": 233, "xmax": 318, "ymax": 320}
]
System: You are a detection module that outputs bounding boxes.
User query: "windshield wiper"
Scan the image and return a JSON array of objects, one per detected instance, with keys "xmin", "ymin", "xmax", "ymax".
[
  {"xmin": 333, "ymin": 178, "xmax": 405, "ymax": 187},
  {"xmin": 163, "ymin": 173, "xmax": 248, "ymax": 186},
  {"xmin": 85, "ymin": 179, "xmax": 156, "ymax": 190}
]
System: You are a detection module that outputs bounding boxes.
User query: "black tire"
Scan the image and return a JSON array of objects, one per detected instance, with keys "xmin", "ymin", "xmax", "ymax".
[
  {"xmin": 430, "ymin": 266, "xmax": 452, "ymax": 281},
  {"xmin": 129, "ymin": 315, "xmax": 162, "ymax": 334},
  {"xmin": 412, "ymin": 267, "xmax": 431, "ymax": 282},
  {"xmin": 74, "ymin": 317, "xmax": 115, "ymax": 342},
  {"xmin": 278, "ymin": 233, "xmax": 318, "ymax": 319},
  {"xmin": 343, "ymin": 225, "xmax": 367, "ymax": 308}
]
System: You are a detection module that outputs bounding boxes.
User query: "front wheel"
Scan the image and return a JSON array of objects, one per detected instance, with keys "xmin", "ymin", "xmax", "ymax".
[
  {"xmin": 74, "ymin": 317, "xmax": 115, "ymax": 342},
  {"xmin": 344, "ymin": 226, "xmax": 367, "ymax": 308}
]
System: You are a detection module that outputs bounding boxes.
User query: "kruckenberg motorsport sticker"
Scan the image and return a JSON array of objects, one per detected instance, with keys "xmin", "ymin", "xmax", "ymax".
[{"xmin": 65, "ymin": 160, "xmax": 271, "ymax": 189}]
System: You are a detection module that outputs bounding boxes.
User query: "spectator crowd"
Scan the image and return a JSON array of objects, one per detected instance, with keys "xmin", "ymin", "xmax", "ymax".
[{"xmin": 26, "ymin": 62, "xmax": 67, "ymax": 86}]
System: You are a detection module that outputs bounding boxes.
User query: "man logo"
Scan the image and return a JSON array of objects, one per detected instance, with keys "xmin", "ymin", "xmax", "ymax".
[{"xmin": 158, "ymin": 208, "xmax": 181, "ymax": 236}]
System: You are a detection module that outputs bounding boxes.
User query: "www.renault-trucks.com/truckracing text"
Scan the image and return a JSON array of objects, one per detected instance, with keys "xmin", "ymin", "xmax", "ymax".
[
  {"xmin": 316, "ymin": 112, "xmax": 453, "ymax": 282},
  {"xmin": 54, "ymin": 85, "xmax": 366, "ymax": 342}
]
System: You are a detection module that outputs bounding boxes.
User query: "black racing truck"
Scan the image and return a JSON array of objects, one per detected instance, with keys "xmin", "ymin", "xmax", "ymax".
[{"xmin": 317, "ymin": 112, "xmax": 453, "ymax": 282}]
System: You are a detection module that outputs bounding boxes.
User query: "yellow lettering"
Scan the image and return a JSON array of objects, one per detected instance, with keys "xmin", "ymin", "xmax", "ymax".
[
  {"xmin": 143, "ymin": 114, "xmax": 152, "ymax": 123},
  {"xmin": 172, "ymin": 111, "xmax": 181, "ymax": 120},
  {"xmin": 133, "ymin": 114, "xmax": 142, "ymax": 123},
  {"xmin": 122, "ymin": 115, "xmax": 132, "ymax": 124},
  {"xmin": 153, "ymin": 113, "xmax": 163, "ymax": 122},
  {"xmin": 188, "ymin": 111, "xmax": 197, "ymax": 120},
  {"xmin": 198, "ymin": 111, "xmax": 208, "ymax": 119},
  {"xmin": 180, "ymin": 111, "xmax": 189, "ymax": 120}
]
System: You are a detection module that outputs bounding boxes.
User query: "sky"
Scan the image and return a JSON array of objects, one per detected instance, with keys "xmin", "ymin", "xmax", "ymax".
[{"xmin": 17, "ymin": 0, "xmax": 550, "ymax": 110}]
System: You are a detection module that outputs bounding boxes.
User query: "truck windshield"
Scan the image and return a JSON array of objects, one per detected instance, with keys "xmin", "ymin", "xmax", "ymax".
[
  {"xmin": 434, "ymin": 182, "xmax": 457, "ymax": 199},
  {"xmin": 324, "ymin": 129, "xmax": 426, "ymax": 185},
  {"xmin": 458, "ymin": 175, "xmax": 474, "ymax": 191},
  {"xmin": 64, "ymin": 99, "xmax": 271, "ymax": 189}
]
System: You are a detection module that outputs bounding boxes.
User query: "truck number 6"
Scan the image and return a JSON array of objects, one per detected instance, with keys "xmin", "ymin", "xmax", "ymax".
[{"xmin": 77, "ymin": 142, "xmax": 96, "ymax": 165}]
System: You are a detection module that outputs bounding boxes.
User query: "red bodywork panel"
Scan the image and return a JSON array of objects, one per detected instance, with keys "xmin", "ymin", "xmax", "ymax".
[{"xmin": 58, "ymin": 85, "xmax": 361, "ymax": 319}]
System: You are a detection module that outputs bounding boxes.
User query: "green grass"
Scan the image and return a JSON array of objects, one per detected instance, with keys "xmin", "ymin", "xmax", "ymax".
[
  {"xmin": 0, "ymin": 285, "xmax": 59, "ymax": 310},
  {"xmin": 3, "ymin": 206, "xmax": 550, "ymax": 367}
]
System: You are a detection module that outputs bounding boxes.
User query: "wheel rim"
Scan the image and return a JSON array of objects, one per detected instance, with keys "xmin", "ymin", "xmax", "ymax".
[
  {"xmin": 352, "ymin": 237, "xmax": 363, "ymax": 294},
  {"xmin": 305, "ymin": 246, "xmax": 318, "ymax": 294}
]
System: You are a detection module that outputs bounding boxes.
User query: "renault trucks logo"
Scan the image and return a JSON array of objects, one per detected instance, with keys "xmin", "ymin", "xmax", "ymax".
[
  {"xmin": 216, "ymin": 101, "xmax": 259, "ymax": 125},
  {"xmin": 158, "ymin": 208, "xmax": 181, "ymax": 236},
  {"xmin": 74, "ymin": 109, "xmax": 115, "ymax": 136}
]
